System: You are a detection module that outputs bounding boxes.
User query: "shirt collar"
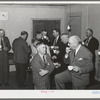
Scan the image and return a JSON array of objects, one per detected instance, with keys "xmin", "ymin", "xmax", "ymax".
[{"xmin": 56, "ymin": 35, "xmax": 59, "ymax": 42}]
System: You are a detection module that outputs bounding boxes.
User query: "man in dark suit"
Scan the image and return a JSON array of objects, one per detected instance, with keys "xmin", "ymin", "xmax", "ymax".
[
  {"xmin": 51, "ymin": 28, "xmax": 62, "ymax": 66},
  {"xmin": 55, "ymin": 35, "xmax": 93, "ymax": 89},
  {"xmin": 41, "ymin": 29, "xmax": 51, "ymax": 46},
  {"xmin": 83, "ymin": 28, "xmax": 99, "ymax": 65},
  {"xmin": 12, "ymin": 31, "xmax": 31, "ymax": 88},
  {"xmin": 83, "ymin": 28, "xmax": 99, "ymax": 85},
  {"xmin": 31, "ymin": 42, "xmax": 54, "ymax": 89},
  {"xmin": 58, "ymin": 33, "xmax": 69, "ymax": 71},
  {"xmin": 0, "ymin": 29, "xmax": 11, "ymax": 86}
]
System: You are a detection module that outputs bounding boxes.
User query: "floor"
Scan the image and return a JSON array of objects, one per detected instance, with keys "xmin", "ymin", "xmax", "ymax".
[{"xmin": 0, "ymin": 70, "xmax": 100, "ymax": 90}]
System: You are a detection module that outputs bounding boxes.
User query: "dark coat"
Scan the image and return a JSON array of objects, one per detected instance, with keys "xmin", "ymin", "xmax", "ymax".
[
  {"xmin": 12, "ymin": 37, "xmax": 31, "ymax": 64},
  {"xmin": 64, "ymin": 45, "xmax": 93, "ymax": 87},
  {"xmin": 84, "ymin": 36, "xmax": 99, "ymax": 64},
  {"xmin": 2, "ymin": 36, "xmax": 11, "ymax": 52}
]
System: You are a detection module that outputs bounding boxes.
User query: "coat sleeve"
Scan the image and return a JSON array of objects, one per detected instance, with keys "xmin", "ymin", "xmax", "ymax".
[
  {"xmin": 5, "ymin": 37, "xmax": 11, "ymax": 52},
  {"xmin": 23, "ymin": 41, "xmax": 31, "ymax": 54},
  {"xmin": 31, "ymin": 56, "xmax": 41, "ymax": 73}
]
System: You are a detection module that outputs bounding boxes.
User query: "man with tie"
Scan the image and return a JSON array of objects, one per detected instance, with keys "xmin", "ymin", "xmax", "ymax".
[
  {"xmin": 51, "ymin": 28, "xmax": 62, "ymax": 65},
  {"xmin": 55, "ymin": 35, "xmax": 93, "ymax": 89},
  {"xmin": 83, "ymin": 28, "xmax": 99, "ymax": 65},
  {"xmin": 0, "ymin": 29, "xmax": 11, "ymax": 86},
  {"xmin": 31, "ymin": 42, "xmax": 54, "ymax": 89},
  {"xmin": 83, "ymin": 28, "xmax": 99, "ymax": 85}
]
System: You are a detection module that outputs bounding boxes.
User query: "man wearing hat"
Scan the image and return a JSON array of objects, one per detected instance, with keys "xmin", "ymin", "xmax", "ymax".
[{"xmin": 31, "ymin": 42, "xmax": 54, "ymax": 89}]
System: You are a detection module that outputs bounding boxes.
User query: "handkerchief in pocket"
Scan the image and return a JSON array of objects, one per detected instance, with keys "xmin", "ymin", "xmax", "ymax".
[{"xmin": 78, "ymin": 58, "xmax": 83, "ymax": 60}]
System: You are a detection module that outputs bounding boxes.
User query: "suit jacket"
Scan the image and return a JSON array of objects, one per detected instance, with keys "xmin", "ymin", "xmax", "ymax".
[
  {"xmin": 52, "ymin": 36, "xmax": 62, "ymax": 47},
  {"xmin": 31, "ymin": 53, "xmax": 54, "ymax": 86},
  {"xmin": 1, "ymin": 36, "xmax": 11, "ymax": 52},
  {"xmin": 64, "ymin": 45, "xmax": 93, "ymax": 87},
  {"xmin": 84, "ymin": 37, "xmax": 99, "ymax": 63},
  {"xmin": 12, "ymin": 37, "xmax": 31, "ymax": 64},
  {"xmin": 51, "ymin": 36, "xmax": 63, "ymax": 61}
]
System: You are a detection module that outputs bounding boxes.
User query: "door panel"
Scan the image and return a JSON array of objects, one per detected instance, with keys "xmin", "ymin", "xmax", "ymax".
[{"xmin": 69, "ymin": 13, "xmax": 81, "ymax": 38}]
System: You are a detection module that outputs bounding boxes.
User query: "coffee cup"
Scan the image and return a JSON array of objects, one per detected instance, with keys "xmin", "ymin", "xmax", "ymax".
[{"xmin": 68, "ymin": 66, "xmax": 73, "ymax": 70}]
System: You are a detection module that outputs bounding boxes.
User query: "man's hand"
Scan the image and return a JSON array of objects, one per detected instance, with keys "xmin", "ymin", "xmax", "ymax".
[
  {"xmin": 39, "ymin": 69, "xmax": 49, "ymax": 76},
  {"xmin": 52, "ymin": 55, "xmax": 57, "ymax": 60},
  {"xmin": 65, "ymin": 47, "xmax": 71, "ymax": 54},
  {"xmin": 73, "ymin": 66, "xmax": 81, "ymax": 72},
  {"xmin": 3, "ymin": 47, "xmax": 8, "ymax": 51}
]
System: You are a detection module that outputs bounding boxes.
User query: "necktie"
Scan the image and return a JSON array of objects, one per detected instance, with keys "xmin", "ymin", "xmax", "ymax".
[
  {"xmin": 53, "ymin": 38, "xmax": 57, "ymax": 46},
  {"xmin": 74, "ymin": 50, "xmax": 76, "ymax": 57},
  {"xmin": 85, "ymin": 38, "xmax": 89, "ymax": 46},
  {"xmin": 43, "ymin": 55, "xmax": 47, "ymax": 68}
]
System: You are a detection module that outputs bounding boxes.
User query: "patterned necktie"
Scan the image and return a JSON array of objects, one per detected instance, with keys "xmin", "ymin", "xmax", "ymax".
[{"xmin": 43, "ymin": 55, "xmax": 47, "ymax": 68}]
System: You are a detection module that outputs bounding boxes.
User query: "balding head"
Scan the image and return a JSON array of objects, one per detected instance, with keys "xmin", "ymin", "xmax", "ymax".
[
  {"xmin": 86, "ymin": 28, "xmax": 93, "ymax": 38},
  {"xmin": 68, "ymin": 35, "xmax": 81, "ymax": 50}
]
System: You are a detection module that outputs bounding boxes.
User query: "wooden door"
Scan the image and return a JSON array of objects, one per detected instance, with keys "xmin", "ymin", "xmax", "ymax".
[
  {"xmin": 69, "ymin": 13, "xmax": 82, "ymax": 38},
  {"xmin": 32, "ymin": 20, "xmax": 60, "ymax": 41}
]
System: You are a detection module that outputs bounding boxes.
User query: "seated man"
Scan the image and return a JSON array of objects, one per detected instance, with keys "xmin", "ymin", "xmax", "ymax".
[
  {"xmin": 31, "ymin": 42, "xmax": 54, "ymax": 89},
  {"xmin": 55, "ymin": 35, "xmax": 93, "ymax": 89}
]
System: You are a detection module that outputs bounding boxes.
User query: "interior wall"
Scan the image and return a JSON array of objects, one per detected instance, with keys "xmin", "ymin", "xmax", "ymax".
[
  {"xmin": 88, "ymin": 4, "xmax": 100, "ymax": 49},
  {"xmin": 65, "ymin": 4, "xmax": 89, "ymax": 41},
  {"xmin": 0, "ymin": 5, "xmax": 66, "ymax": 52},
  {"xmin": 0, "ymin": 4, "xmax": 100, "ymax": 51}
]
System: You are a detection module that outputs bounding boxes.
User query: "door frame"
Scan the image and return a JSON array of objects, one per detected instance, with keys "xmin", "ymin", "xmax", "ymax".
[{"xmin": 31, "ymin": 18, "xmax": 61, "ymax": 39}]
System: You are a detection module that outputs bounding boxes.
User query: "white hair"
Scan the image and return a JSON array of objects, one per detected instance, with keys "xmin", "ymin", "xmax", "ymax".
[{"xmin": 69, "ymin": 35, "xmax": 81, "ymax": 44}]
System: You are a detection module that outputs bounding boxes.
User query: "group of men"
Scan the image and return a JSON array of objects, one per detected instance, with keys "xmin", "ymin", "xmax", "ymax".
[{"xmin": 0, "ymin": 28, "xmax": 99, "ymax": 89}]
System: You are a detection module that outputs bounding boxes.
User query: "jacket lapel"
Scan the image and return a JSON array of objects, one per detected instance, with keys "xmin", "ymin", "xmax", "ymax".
[
  {"xmin": 70, "ymin": 50, "xmax": 75, "ymax": 63},
  {"xmin": 37, "ymin": 54, "xmax": 45, "ymax": 68}
]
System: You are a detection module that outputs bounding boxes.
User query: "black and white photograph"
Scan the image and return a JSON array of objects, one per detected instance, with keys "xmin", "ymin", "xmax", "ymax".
[{"xmin": 0, "ymin": 1, "xmax": 100, "ymax": 98}]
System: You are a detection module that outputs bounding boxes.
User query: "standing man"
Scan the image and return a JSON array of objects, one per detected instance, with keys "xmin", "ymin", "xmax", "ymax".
[
  {"xmin": 83, "ymin": 28, "xmax": 99, "ymax": 84},
  {"xmin": 58, "ymin": 33, "xmax": 69, "ymax": 71},
  {"xmin": 0, "ymin": 29, "xmax": 11, "ymax": 86},
  {"xmin": 83, "ymin": 28, "xmax": 99, "ymax": 65},
  {"xmin": 31, "ymin": 42, "xmax": 54, "ymax": 89},
  {"xmin": 55, "ymin": 35, "xmax": 93, "ymax": 89},
  {"xmin": 51, "ymin": 28, "xmax": 62, "ymax": 63},
  {"xmin": 12, "ymin": 31, "xmax": 31, "ymax": 88}
]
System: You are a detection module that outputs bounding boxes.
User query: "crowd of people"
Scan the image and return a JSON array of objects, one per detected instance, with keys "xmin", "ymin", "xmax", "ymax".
[{"xmin": 0, "ymin": 28, "xmax": 99, "ymax": 89}]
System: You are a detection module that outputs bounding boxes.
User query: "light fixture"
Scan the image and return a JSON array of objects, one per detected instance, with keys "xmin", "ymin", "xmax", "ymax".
[{"xmin": 67, "ymin": 4, "xmax": 71, "ymax": 32}]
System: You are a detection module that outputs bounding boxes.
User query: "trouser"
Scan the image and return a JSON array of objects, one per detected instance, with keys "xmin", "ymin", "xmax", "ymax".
[
  {"xmin": 15, "ymin": 62, "xmax": 28, "ymax": 86},
  {"xmin": 55, "ymin": 70, "xmax": 86, "ymax": 89},
  {"xmin": 0, "ymin": 51, "xmax": 9, "ymax": 84}
]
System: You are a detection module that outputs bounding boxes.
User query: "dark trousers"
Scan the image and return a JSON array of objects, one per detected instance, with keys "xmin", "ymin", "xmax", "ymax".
[
  {"xmin": 0, "ymin": 51, "xmax": 9, "ymax": 84},
  {"xmin": 15, "ymin": 62, "xmax": 28, "ymax": 86}
]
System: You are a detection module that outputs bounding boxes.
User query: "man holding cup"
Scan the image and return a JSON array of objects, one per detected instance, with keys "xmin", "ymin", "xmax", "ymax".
[{"xmin": 55, "ymin": 35, "xmax": 93, "ymax": 89}]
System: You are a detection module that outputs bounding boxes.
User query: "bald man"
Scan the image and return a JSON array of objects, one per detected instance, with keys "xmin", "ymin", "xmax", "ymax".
[
  {"xmin": 55, "ymin": 35, "xmax": 93, "ymax": 89},
  {"xmin": 31, "ymin": 42, "xmax": 54, "ymax": 89}
]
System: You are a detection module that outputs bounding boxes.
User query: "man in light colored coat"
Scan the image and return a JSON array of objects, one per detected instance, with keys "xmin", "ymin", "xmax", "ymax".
[{"xmin": 55, "ymin": 35, "xmax": 93, "ymax": 89}]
